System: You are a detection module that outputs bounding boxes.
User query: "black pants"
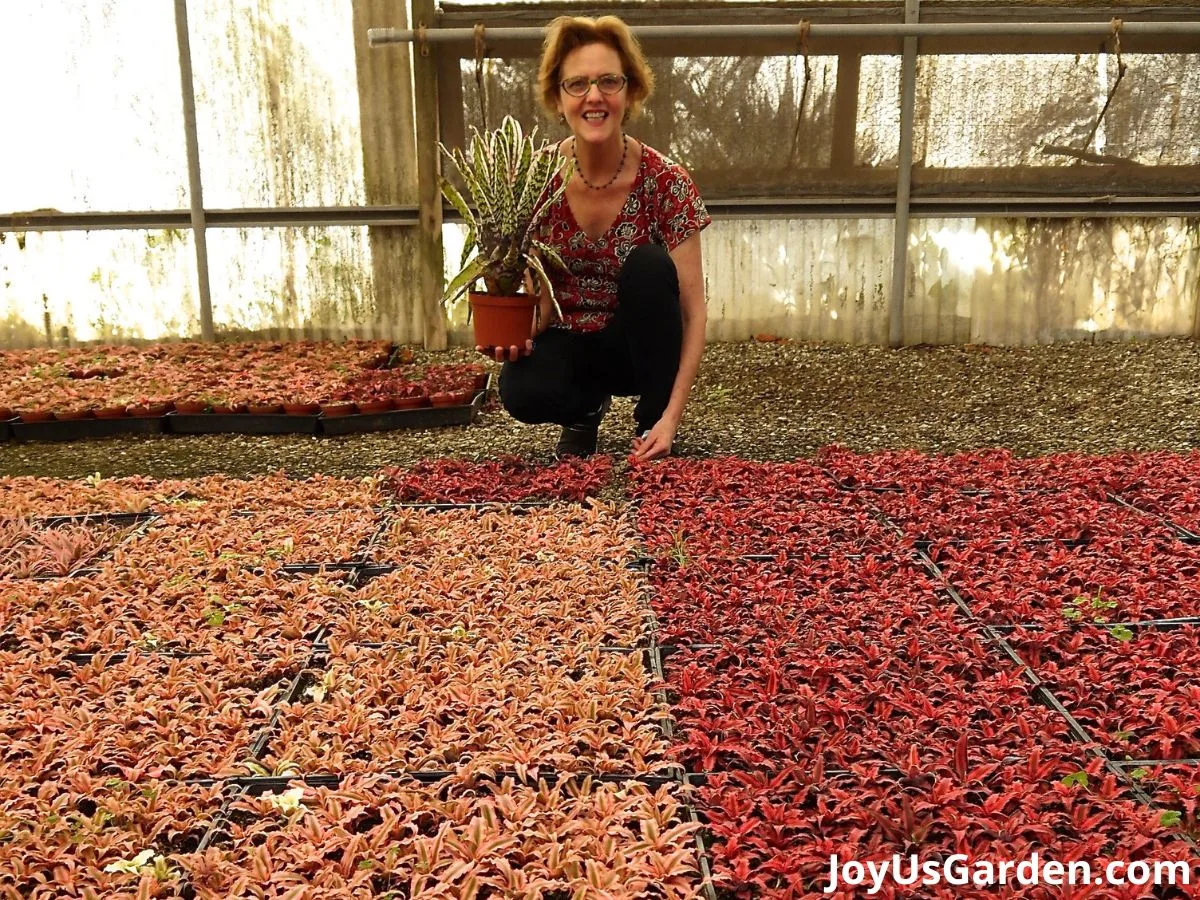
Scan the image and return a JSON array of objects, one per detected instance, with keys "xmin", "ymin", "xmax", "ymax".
[{"xmin": 499, "ymin": 243, "xmax": 682, "ymax": 435}]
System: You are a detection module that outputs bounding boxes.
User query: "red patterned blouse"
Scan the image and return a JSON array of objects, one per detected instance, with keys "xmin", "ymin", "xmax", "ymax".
[{"xmin": 534, "ymin": 142, "xmax": 712, "ymax": 334}]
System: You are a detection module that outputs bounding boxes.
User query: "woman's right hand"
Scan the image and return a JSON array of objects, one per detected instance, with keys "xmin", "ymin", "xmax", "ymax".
[{"xmin": 478, "ymin": 340, "xmax": 533, "ymax": 363}]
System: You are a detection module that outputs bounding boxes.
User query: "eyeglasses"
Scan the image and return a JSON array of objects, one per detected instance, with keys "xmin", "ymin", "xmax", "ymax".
[{"xmin": 559, "ymin": 73, "xmax": 628, "ymax": 97}]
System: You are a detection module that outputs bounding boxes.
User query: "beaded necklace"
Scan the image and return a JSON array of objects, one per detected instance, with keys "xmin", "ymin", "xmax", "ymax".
[{"xmin": 572, "ymin": 133, "xmax": 628, "ymax": 191}]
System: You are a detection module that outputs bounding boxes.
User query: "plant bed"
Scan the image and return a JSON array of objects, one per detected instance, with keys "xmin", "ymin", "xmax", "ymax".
[
  {"xmin": 647, "ymin": 553, "xmax": 950, "ymax": 645},
  {"xmin": 817, "ymin": 445, "xmax": 1140, "ymax": 496},
  {"xmin": 695, "ymin": 760, "xmax": 1198, "ymax": 898},
  {"xmin": 0, "ymin": 647, "xmax": 299, "ymax": 782},
  {"xmin": 178, "ymin": 774, "xmax": 703, "ymax": 898},
  {"xmin": 0, "ymin": 475, "xmax": 174, "ymax": 519},
  {"xmin": 385, "ymin": 454, "xmax": 615, "ymax": 503},
  {"xmin": 636, "ymin": 497, "xmax": 901, "ymax": 561},
  {"xmin": 153, "ymin": 472, "xmax": 385, "ymax": 514},
  {"xmin": 0, "ymin": 776, "xmax": 226, "ymax": 899},
  {"xmin": 260, "ymin": 642, "xmax": 672, "ymax": 777},
  {"xmin": 662, "ymin": 630, "xmax": 1083, "ymax": 775},
  {"xmin": 929, "ymin": 538, "xmax": 1200, "ymax": 627},
  {"xmin": 1010, "ymin": 626, "xmax": 1200, "ymax": 760},
  {"xmin": 2, "ymin": 567, "xmax": 352, "ymax": 655},
  {"xmin": 369, "ymin": 503, "xmax": 636, "ymax": 567},
  {"xmin": 629, "ymin": 457, "xmax": 842, "ymax": 503},
  {"xmin": 0, "ymin": 519, "xmax": 137, "ymax": 579},
  {"xmin": 341, "ymin": 559, "xmax": 650, "ymax": 647},
  {"xmin": 1114, "ymin": 453, "xmax": 1200, "ymax": 539},
  {"xmin": 872, "ymin": 487, "xmax": 1172, "ymax": 544},
  {"xmin": 116, "ymin": 507, "xmax": 381, "ymax": 569}
]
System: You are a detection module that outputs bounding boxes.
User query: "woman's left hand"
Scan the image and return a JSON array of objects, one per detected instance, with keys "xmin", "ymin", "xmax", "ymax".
[{"xmin": 631, "ymin": 418, "xmax": 676, "ymax": 461}]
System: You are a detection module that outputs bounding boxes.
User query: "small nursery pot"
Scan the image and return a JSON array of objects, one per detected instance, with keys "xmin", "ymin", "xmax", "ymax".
[
  {"xmin": 94, "ymin": 406, "xmax": 129, "ymax": 419},
  {"xmin": 356, "ymin": 399, "xmax": 393, "ymax": 414},
  {"xmin": 469, "ymin": 292, "xmax": 536, "ymax": 351},
  {"xmin": 392, "ymin": 395, "xmax": 429, "ymax": 410},
  {"xmin": 175, "ymin": 400, "xmax": 209, "ymax": 414},
  {"xmin": 282, "ymin": 402, "xmax": 321, "ymax": 416},
  {"xmin": 55, "ymin": 408, "xmax": 95, "ymax": 421},
  {"xmin": 429, "ymin": 390, "xmax": 474, "ymax": 408},
  {"xmin": 15, "ymin": 409, "xmax": 56, "ymax": 423},
  {"xmin": 320, "ymin": 402, "xmax": 357, "ymax": 417},
  {"xmin": 248, "ymin": 403, "xmax": 285, "ymax": 415}
]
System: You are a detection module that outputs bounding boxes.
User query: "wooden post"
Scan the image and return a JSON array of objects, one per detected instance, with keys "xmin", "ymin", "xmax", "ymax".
[
  {"xmin": 352, "ymin": 0, "xmax": 428, "ymax": 345},
  {"xmin": 411, "ymin": 0, "xmax": 449, "ymax": 349},
  {"xmin": 831, "ymin": 52, "xmax": 860, "ymax": 172}
]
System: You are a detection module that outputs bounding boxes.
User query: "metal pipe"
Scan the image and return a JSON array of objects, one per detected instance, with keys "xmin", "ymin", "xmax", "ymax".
[
  {"xmin": 5, "ymin": 195, "xmax": 1200, "ymax": 233},
  {"xmin": 369, "ymin": 21, "xmax": 1200, "ymax": 46},
  {"xmin": 889, "ymin": 0, "xmax": 920, "ymax": 348},
  {"xmin": 173, "ymin": 0, "xmax": 214, "ymax": 341}
]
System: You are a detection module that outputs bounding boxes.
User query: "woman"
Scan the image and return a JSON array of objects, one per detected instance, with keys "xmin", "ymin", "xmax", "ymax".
[{"xmin": 489, "ymin": 14, "xmax": 711, "ymax": 461}]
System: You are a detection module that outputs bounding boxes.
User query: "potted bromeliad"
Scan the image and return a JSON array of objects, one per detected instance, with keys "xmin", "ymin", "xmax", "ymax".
[{"xmin": 439, "ymin": 115, "xmax": 573, "ymax": 349}]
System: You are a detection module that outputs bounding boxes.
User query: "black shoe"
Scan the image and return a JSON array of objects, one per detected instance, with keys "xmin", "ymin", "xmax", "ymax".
[
  {"xmin": 554, "ymin": 397, "xmax": 610, "ymax": 459},
  {"xmin": 555, "ymin": 423, "xmax": 600, "ymax": 459}
]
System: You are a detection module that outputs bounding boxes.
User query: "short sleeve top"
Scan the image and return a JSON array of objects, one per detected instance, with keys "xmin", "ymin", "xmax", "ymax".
[{"xmin": 533, "ymin": 142, "xmax": 712, "ymax": 334}]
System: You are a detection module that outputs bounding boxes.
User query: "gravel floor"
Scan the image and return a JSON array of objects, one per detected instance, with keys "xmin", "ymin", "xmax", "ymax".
[{"xmin": 2, "ymin": 338, "xmax": 1198, "ymax": 480}]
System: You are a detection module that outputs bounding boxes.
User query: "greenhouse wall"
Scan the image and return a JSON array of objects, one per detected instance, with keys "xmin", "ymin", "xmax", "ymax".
[{"xmin": 2, "ymin": 0, "xmax": 1198, "ymax": 348}]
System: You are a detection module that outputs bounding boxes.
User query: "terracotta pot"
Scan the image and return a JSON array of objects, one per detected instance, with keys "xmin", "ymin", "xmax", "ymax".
[
  {"xmin": 0, "ymin": 407, "xmax": 14, "ymax": 421},
  {"xmin": 430, "ymin": 390, "xmax": 473, "ymax": 408},
  {"xmin": 95, "ymin": 406, "xmax": 128, "ymax": 419},
  {"xmin": 128, "ymin": 403, "xmax": 171, "ymax": 418},
  {"xmin": 469, "ymin": 292, "xmax": 536, "ymax": 351},
  {"xmin": 211, "ymin": 402, "xmax": 248, "ymax": 415},
  {"xmin": 356, "ymin": 399, "xmax": 393, "ymax": 414},
  {"xmin": 473, "ymin": 372, "xmax": 490, "ymax": 391},
  {"xmin": 392, "ymin": 395, "xmax": 429, "ymax": 410},
  {"xmin": 320, "ymin": 402, "xmax": 357, "ymax": 417},
  {"xmin": 16, "ymin": 409, "xmax": 56, "ymax": 423},
  {"xmin": 175, "ymin": 400, "xmax": 208, "ymax": 414},
  {"xmin": 248, "ymin": 403, "xmax": 284, "ymax": 415},
  {"xmin": 56, "ymin": 408, "xmax": 95, "ymax": 421},
  {"xmin": 282, "ymin": 402, "xmax": 320, "ymax": 416}
]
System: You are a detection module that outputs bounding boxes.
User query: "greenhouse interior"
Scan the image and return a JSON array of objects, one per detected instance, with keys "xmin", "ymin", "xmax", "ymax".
[{"xmin": 2, "ymin": 0, "xmax": 1199, "ymax": 897}]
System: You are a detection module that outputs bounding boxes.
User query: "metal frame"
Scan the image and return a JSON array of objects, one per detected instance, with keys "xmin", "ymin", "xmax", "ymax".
[{"xmin": 2, "ymin": 2, "xmax": 1198, "ymax": 347}]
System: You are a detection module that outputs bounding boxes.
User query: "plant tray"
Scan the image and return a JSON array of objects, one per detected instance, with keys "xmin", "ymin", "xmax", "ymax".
[
  {"xmin": 0, "ymin": 417, "xmax": 12, "ymax": 441},
  {"xmin": 9, "ymin": 415, "xmax": 165, "ymax": 441},
  {"xmin": 165, "ymin": 411, "xmax": 320, "ymax": 435},
  {"xmin": 317, "ymin": 388, "xmax": 486, "ymax": 435}
]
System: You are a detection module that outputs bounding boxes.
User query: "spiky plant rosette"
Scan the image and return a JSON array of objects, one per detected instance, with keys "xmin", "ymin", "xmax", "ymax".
[{"xmin": 439, "ymin": 115, "xmax": 574, "ymax": 318}]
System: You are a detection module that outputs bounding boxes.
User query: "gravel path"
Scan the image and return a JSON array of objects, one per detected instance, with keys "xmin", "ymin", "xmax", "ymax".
[{"xmin": 2, "ymin": 339, "xmax": 1197, "ymax": 479}]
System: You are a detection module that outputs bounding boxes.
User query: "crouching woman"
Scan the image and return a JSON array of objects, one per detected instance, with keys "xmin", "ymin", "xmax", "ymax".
[{"xmin": 489, "ymin": 14, "xmax": 712, "ymax": 461}]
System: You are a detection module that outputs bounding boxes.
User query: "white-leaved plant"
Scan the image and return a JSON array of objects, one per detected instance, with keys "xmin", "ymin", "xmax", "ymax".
[
  {"xmin": 104, "ymin": 849, "xmax": 173, "ymax": 880},
  {"xmin": 266, "ymin": 786, "xmax": 307, "ymax": 816},
  {"xmin": 439, "ymin": 115, "xmax": 574, "ymax": 315}
]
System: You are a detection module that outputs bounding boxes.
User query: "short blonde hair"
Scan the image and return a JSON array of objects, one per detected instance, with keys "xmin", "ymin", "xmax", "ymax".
[{"xmin": 537, "ymin": 15, "xmax": 655, "ymax": 124}]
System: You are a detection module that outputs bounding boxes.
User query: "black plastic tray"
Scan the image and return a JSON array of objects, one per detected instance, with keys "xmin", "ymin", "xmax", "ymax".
[
  {"xmin": 0, "ymin": 418, "xmax": 12, "ymax": 441},
  {"xmin": 165, "ymin": 411, "xmax": 320, "ymax": 435},
  {"xmin": 10, "ymin": 415, "xmax": 164, "ymax": 441},
  {"xmin": 318, "ymin": 389, "xmax": 486, "ymax": 435}
]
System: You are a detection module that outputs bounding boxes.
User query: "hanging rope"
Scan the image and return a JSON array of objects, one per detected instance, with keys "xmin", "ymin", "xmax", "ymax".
[
  {"xmin": 787, "ymin": 20, "xmax": 812, "ymax": 165},
  {"xmin": 1077, "ymin": 18, "xmax": 1127, "ymax": 163},
  {"xmin": 474, "ymin": 24, "xmax": 490, "ymax": 131}
]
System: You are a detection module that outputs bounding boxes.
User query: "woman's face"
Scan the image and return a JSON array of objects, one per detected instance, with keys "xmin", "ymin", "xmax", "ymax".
[{"xmin": 557, "ymin": 42, "xmax": 628, "ymax": 144}]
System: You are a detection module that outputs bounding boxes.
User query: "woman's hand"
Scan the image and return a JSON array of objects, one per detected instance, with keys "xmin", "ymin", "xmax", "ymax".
[
  {"xmin": 477, "ymin": 340, "xmax": 533, "ymax": 363},
  {"xmin": 631, "ymin": 417, "xmax": 677, "ymax": 461}
]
